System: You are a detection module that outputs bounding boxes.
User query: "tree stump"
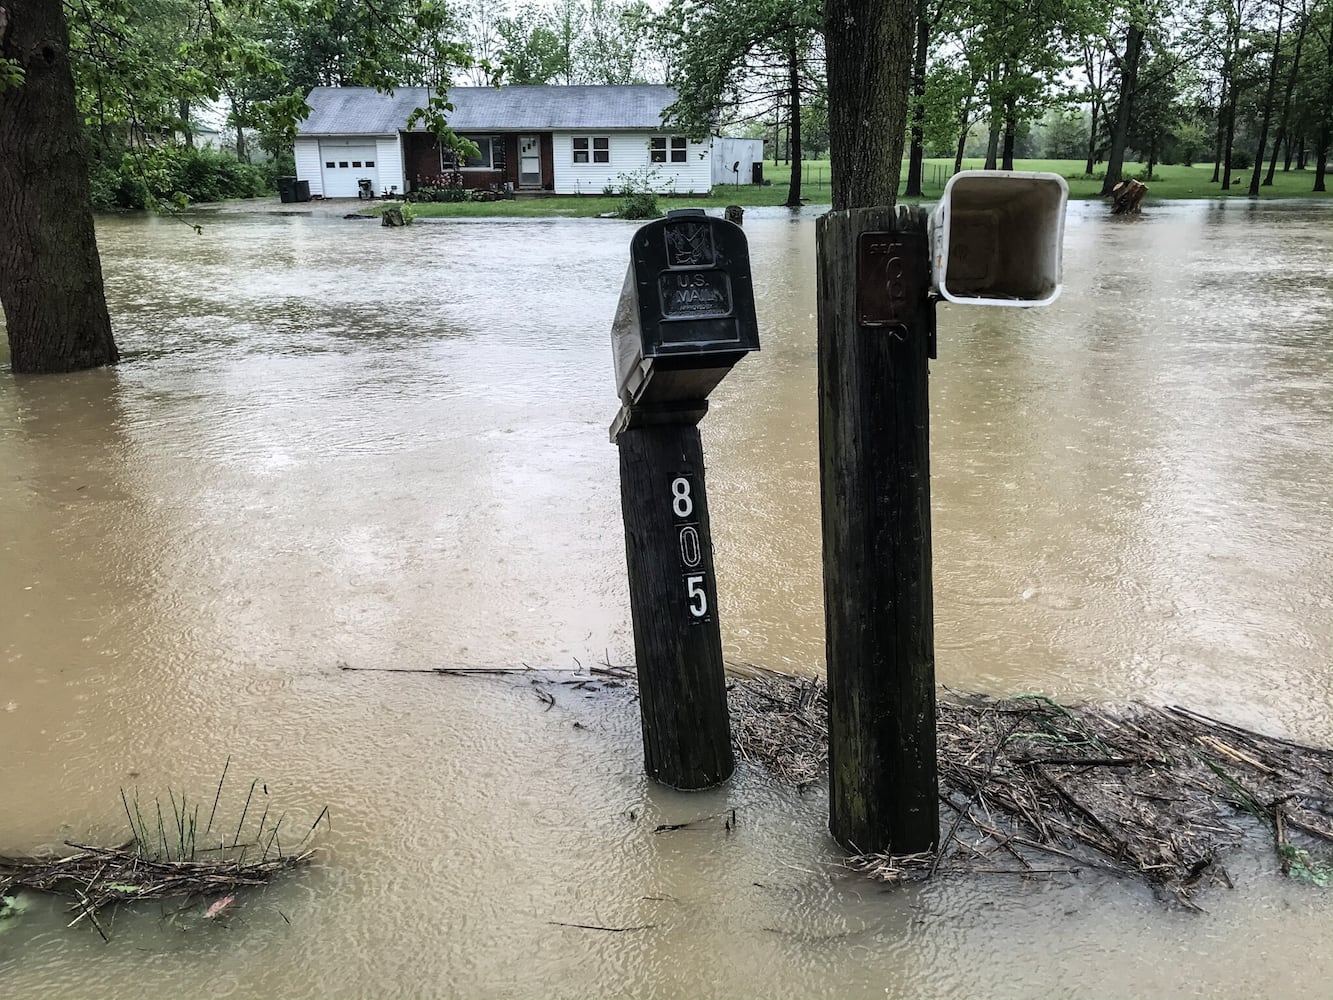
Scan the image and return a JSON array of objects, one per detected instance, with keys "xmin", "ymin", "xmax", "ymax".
[
  {"xmin": 381, "ymin": 206, "xmax": 406, "ymax": 227},
  {"xmin": 1110, "ymin": 179, "xmax": 1148, "ymax": 215},
  {"xmin": 724, "ymin": 204, "xmax": 744, "ymax": 226}
]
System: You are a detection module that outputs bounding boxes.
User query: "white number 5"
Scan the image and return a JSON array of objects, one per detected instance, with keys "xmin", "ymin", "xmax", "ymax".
[{"xmin": 685, "ymin": 574, "xmax": 707, "ymax": 617}]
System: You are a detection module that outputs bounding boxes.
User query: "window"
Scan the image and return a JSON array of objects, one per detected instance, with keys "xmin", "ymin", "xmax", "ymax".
[
  {"xmin": 444, "ymin": 136, "xmax": 498, "ymax": 170},
  {"xmin": 651, "ymin": 136, "xmax": 689, "ymax": 163},
  {"xmin": 325, "ymin": 161, "xmax": 334, "ymax": 168},
  {"xmin": 365, "ymin": 160, "xmax": 375, "ymax": 167},
  {"xmin": 352, "ymin": 161, "xmax": 362, "ymax": 168},
  {"xmin": 338, "ymin": 161, "xmax": 348, "ymax": 168},
  {"xmin": 573, "ymin": 136, "xmax": 610, "ymax": 164}
]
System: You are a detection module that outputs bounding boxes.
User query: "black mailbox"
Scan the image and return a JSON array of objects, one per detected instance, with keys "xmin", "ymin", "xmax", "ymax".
[{"xmin": 611, "ymin": 210, "xmax": 760, "ymax": 407}]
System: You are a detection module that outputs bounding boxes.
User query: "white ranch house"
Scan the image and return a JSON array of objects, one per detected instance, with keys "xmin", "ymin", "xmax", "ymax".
[{"xmin": 294, "ymin": 85, "xmax": 715, "ymax": 198}]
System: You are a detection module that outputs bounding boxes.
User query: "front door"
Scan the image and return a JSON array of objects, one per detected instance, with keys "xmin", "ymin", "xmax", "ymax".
[{"xmin": 519, "ymin": 135, "xmax": 541, "ymax": 188}]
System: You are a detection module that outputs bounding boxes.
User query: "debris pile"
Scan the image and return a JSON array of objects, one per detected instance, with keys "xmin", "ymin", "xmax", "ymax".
[
  {"xmin": 725, "ymin": 670, "xmax": 1333, "ymax": 905},
  {"xmin": 1, "ymin": 765, "xmax": 325, "ymax": 939}
]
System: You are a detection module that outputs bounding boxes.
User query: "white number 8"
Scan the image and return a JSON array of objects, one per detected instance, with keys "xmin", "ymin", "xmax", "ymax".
[{"xmin": 671, "ymin": 477, "xmax": 693, "ymax": 518}]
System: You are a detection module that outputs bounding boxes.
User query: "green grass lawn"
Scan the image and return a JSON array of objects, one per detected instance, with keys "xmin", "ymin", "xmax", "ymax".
[{"xmin": 367, "ymin": 157, "xmax": 1330, "ymax": 220}]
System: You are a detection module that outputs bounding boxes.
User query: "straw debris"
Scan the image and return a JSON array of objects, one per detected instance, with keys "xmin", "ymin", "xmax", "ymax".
[{"xmin": 722, "ymin": 669, "xmax": 1333, "ymax": 905}]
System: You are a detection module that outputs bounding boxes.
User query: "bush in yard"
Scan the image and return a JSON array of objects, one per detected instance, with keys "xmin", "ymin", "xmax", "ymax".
[
  {"xmin": 617, "ymin": 191, "xmax": 659, "ymax": 219},
  {"xmin": 86, "ymin": 142, "xmax": 273, "ymax": 210},
  {"xmin": 614, "ymin": 166, "xmax": 664, "ymax": 220}
]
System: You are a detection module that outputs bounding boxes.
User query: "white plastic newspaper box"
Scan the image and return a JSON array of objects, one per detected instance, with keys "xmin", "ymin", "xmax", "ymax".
[{"xmin": 930, "ymin": 171, "xmax": 1069, "ymax": 307}]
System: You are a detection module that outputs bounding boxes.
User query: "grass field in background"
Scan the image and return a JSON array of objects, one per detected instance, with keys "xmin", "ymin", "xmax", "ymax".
[{"xmin": 368, "ymin": 157, "xmax": 1331, "ymax": 220}]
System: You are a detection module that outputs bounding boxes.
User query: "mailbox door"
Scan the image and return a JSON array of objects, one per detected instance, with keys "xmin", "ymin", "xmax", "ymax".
[{"xmin": 631, "ymin": 215, "xmax": 760, "ymax": 359}]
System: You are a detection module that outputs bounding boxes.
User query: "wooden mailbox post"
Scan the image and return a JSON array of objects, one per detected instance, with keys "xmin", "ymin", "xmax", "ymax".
[
  {"xmin": 819, "ymin": 164, "xmax": 1069, "ymax": 854},
  {"xmin": 610, "ymin": 209, "xmax": 760, "ymax": 790}
]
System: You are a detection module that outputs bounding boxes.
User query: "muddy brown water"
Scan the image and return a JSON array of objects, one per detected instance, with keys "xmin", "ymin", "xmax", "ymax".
[{"xmin": 1, "ymin": 201, "xmax": 1330, "ymax": 998}]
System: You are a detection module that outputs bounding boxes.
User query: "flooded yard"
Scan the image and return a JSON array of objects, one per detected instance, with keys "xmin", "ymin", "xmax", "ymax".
[{"xmin": 1, "ymin": 200, "xmax": 1331, "ymax": 998}]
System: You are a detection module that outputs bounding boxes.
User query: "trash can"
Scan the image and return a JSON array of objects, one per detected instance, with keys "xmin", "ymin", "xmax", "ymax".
[
  {"xmin": 295, "ymin": 179, "xmax": 311, "ymax": 202},
  {"xmin": 277, "ymin": 176, "xmax": 297, "ymax": 203},
  {"xmin": 751, "ymin": 162, "xmax": 764, "ymax": 185}
]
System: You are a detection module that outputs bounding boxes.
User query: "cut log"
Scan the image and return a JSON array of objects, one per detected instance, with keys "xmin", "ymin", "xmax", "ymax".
[{"xmin": 1110, "ymin": 179, "xmax": 1148, "ymax": 215}]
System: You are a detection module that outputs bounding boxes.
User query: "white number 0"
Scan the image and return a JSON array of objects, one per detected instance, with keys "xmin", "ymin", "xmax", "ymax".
[
  {"xmin": 686, "ymin": 574, "xmax": 707, "ymax": 617},
  {"xmin": 671, "ymin": 477, "xmax": 693, "ymax": 518}
]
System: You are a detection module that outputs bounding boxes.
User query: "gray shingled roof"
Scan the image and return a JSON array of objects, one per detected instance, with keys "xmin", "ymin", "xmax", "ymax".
[{"xmin": 297, "ymin": 85, "xmax": 678, "ymax": 136}]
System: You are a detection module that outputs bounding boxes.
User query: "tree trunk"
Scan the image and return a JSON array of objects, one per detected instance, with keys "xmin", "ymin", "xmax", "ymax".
[
  {"xmin": 1085, "ymin": 96, "xmax": 1100, "ymax": 175},
  {"xmin": 1083, "ymin": 42, "xmax": 1103, "ymax": 176},
  {"xmin": 1249, "ymin": 5, "xmax": 1284, "ymax": 196},
  {"xmin": 179, "ymin": 97, "xmax": 193, "ymax": 148},
  {"xmin": 1000, "ymin": 98, "xmax": 1016, "ymax": 170},
  {"xmin": 903, "ymin": 0, "xmax": 929, "ymax": 197},
  {"xmin": 1101, "ymin": 22, "xmax": 1143, "ymax": 195},
  {"xmin": 234, "ymin": 101, "xmax": 249, "ymax": 163},
  {"xmin": 1221, "ymin": 21, "xmax": 1242, "ymax": 189},
  {"xmin": 784, "ymin": 38, "xmax": 802, "ymax": 207},
  {"xmin": 983, "ymin": 65, "xmax": 999, "ymax": 169},
  {"xmin": 953, "ymin": 97, "xmax": 972, "ymax": 174},
  {"xmin": 1283, "ymin": 132, "xmax": 1294, "ymax": 171},
  {"xmin": 0, "ymin": 0, "xmax": 119, "ymax": 374},
  {"xmin": 824, "ymin": 0, "xmax": 911, "ymax": 209},
  {"xmin": 1211, "ymin": 41, "xmax": 1231, "ymax": 183},
  {"xmin": 1316, "ymin": 14, "xmax": 1333, "ymax": 192},
  {"xmin": 984, "ymin": 120, "xmax": 999, "ymax": 169},
  {"xmin": 1297, "ymin": 133, "xmax": 1307, "ymax": 169},
  {"xmin": 1265, "ymin": 8, "xmax": 1307, "ymax": 186}
]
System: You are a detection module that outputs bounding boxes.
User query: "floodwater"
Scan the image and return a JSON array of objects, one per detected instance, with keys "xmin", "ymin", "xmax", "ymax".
[{"xmin": 1, "ymin": 200, "xmax": 1331, "ymax": 998}]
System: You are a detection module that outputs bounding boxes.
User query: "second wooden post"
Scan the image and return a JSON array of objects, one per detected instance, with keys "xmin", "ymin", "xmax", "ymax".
[{"xmin": 817, "ymin": 204, "xmax": 940, "ymax": 854}]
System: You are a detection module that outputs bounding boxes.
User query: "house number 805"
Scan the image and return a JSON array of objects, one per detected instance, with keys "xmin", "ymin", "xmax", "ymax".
[{"xmin": 671, "ymin": 476, "xmax": 707, "ymax": 620}]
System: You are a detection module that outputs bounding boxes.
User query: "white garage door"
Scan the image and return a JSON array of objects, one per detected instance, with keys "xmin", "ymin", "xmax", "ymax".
[{"xmin": 319, "ymin": 143, "xmax": 379, "ymax": 198}]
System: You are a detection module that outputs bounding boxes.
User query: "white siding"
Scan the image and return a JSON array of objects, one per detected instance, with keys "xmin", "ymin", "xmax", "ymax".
[
  {"xmin": 294, "ymin": 138, "xmax": 323, "ymax": 197},
  {"xmin": 551, "ymin": 131, "xmax": 711, "ymax": 196},
  {"xmin": 375, "ymin": 135, "xmax": 405, "ymax": 196}
]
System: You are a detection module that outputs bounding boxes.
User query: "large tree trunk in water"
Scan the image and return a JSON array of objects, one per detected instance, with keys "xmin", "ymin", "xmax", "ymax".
[
  {"xmin": 824, "ymin": 0, "xmax": 909, "ymax": 209},
  {"xmin": 784, "ymin": 38, "xmax": 802, "ymax": 207},
  {"xmin": 1100, "ymin": 23, "xmax": 1143, "ymax": 195},
  {"xmin": 903, "ymin": 0, "xmax": 929, "ymax": 197},
  {"xmin": 1249, "ymin": 5, "xmax": 1285, "ymax": 196},
  {"xmin": 0, "ymin": 0, "xmax": 118, "ymax": 374},
  {"xmin": 1265, "ymin": 9, "xmax": 1307, "ymax": 186}
]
